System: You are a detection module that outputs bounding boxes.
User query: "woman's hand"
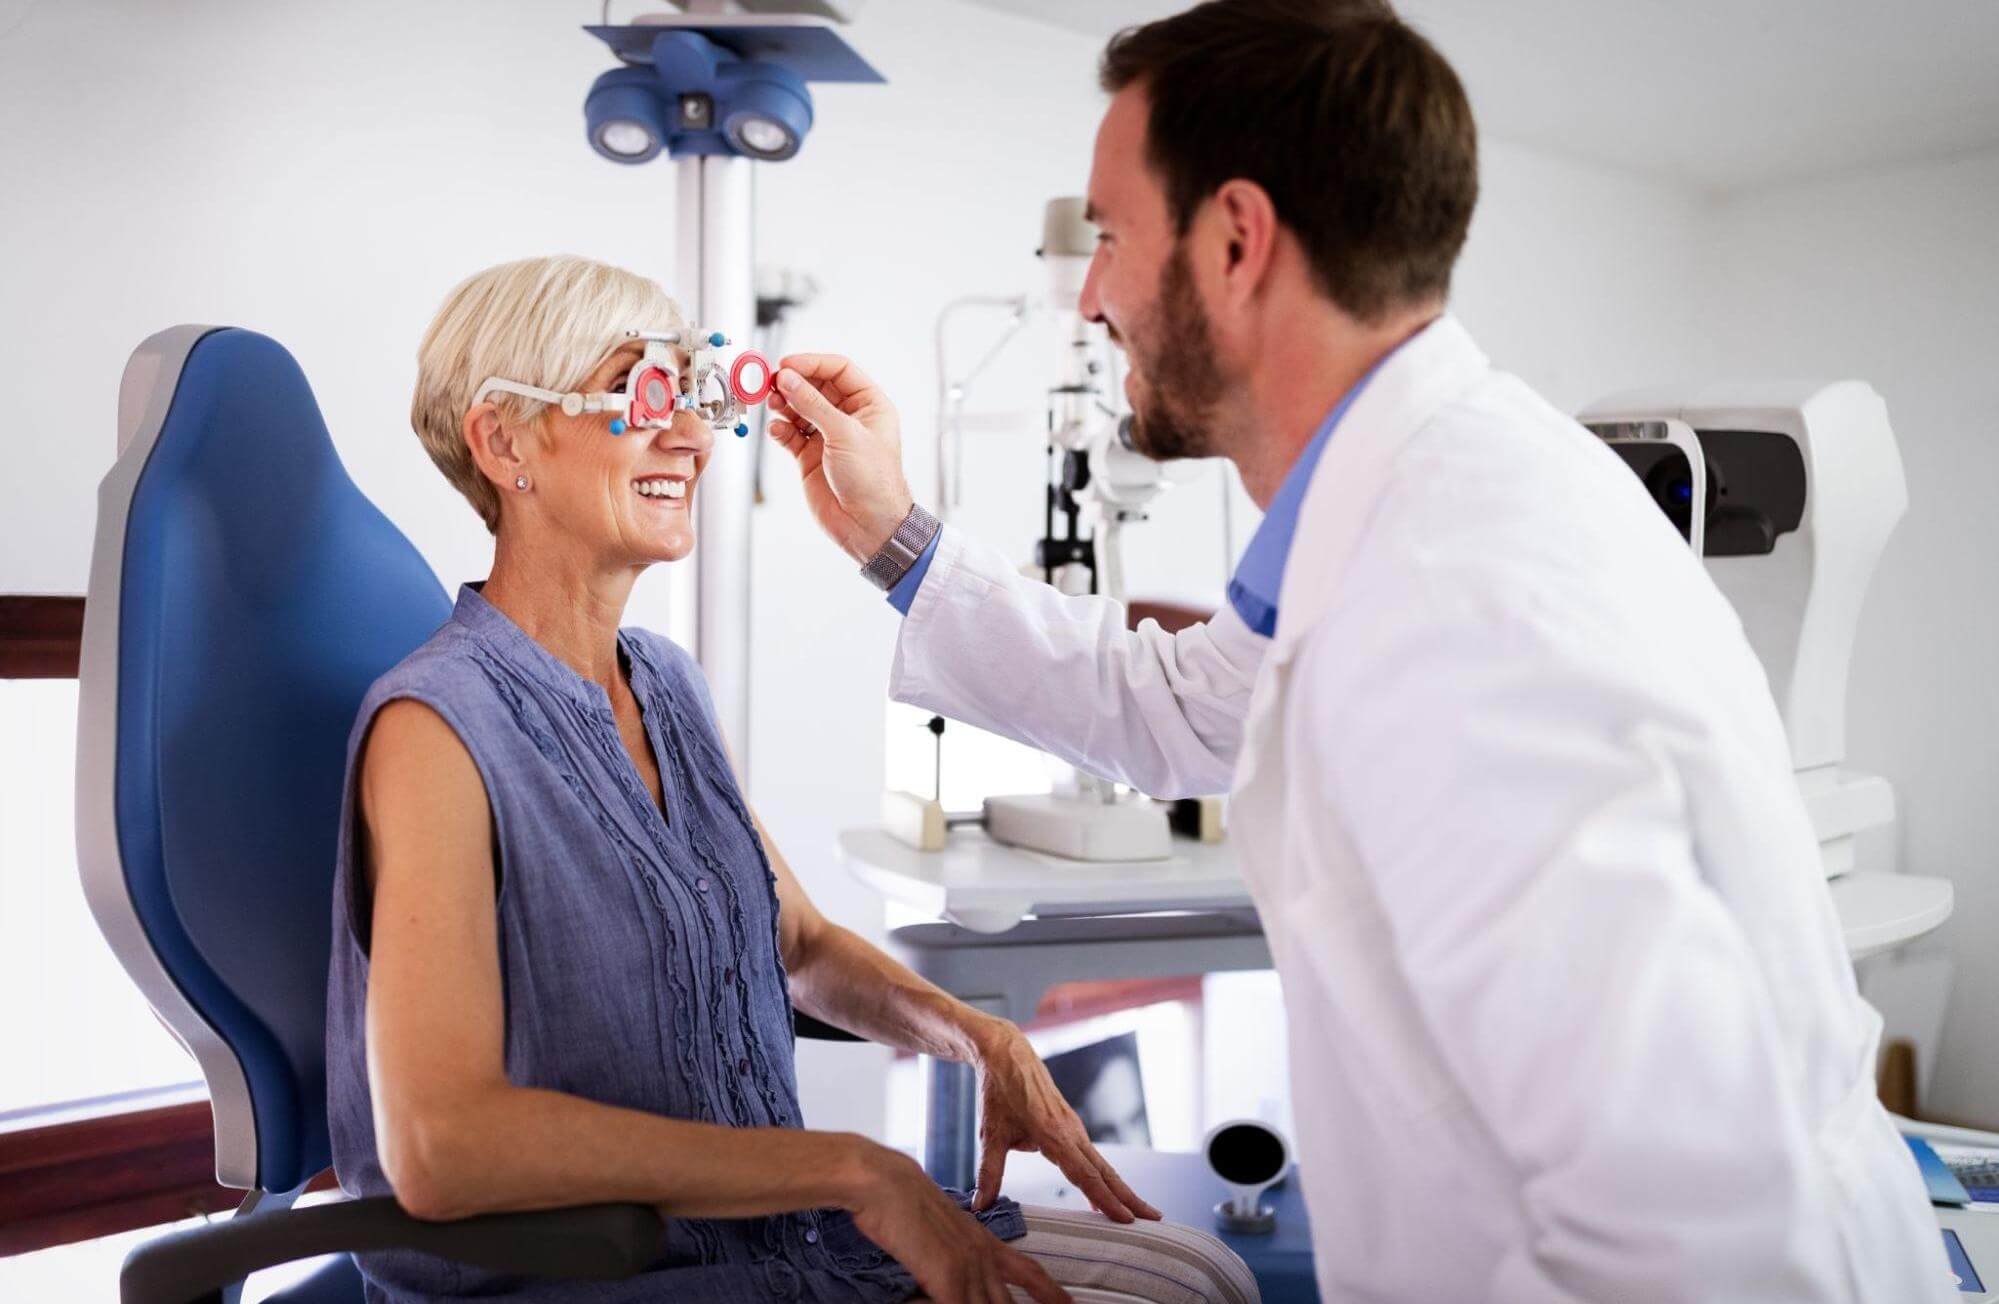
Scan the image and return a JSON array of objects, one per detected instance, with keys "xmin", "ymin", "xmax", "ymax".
[
  {"xmin": 971, "ymin": 1022, "xmax": 1163, "ymax": 1224},
  {"xmin": 846, "ymin": 1141, "xmax": 1070, "ymax": 1304},
  {"xmin": 768, "ymin": 354, "xmax": 916, "ymax": 564}
]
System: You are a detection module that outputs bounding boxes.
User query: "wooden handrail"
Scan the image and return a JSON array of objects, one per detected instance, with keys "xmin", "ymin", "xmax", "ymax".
[
  {"xmin": 0, "ymin": 1087, "xmax": 338, "ymax": 1256},
  {"xmin": 0, "ymin": 595, "xmax": 85, "ymax": 679}
]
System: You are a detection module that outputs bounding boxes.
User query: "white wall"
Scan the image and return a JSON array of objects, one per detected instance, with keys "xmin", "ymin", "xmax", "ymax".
[
  {"xmin": 0, "ymin": 0, "xmax": 1716, "ymax": 1140},
  {"xmin": 0, "ymin": 0, "xmax": 1119, "ymax": 1141},
  {"xmin": 1698, "ymin": 148, "xmax": 1999, "ymax": 1124}
]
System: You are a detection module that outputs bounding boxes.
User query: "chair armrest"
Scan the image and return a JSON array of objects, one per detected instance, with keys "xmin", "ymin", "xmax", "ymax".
[
  {"xmin": 119, "ymin": 1196, "xmax": 663, "ymax": 1304},
  {"xmin": 793, "ymin": 1009, "xmax": 867, "ymax": 1043}
]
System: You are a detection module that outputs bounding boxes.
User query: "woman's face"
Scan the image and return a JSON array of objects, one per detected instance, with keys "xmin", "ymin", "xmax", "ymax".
[{"xmin": 525, "ymin": 339, "xmax": 714, "ymax": 565}]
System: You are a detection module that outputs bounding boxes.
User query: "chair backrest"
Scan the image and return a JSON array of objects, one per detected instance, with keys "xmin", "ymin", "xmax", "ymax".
[{"xmin": 76, "ymin": 327, "xmax": 451, "ymax": 1194}]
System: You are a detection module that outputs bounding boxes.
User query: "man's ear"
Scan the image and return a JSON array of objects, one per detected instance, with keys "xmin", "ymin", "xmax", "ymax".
[
  {"xmin": 1211, "ymin": 178, "xmax": 1279, "ymax": 309},
  {"xmin": 463, "ymin": 402, "xmax": 525, "ymax": 491}
]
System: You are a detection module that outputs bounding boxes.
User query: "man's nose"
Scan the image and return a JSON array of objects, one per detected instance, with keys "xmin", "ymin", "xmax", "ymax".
[{"xmin": 1078, "ymin": 245, "xmax": 1108, "ymax": 326}]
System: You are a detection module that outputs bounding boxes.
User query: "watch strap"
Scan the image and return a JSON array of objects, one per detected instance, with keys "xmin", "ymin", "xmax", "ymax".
[{"xmin": 859, "ymin": 504, "xmax": 941, "ymax": 591}]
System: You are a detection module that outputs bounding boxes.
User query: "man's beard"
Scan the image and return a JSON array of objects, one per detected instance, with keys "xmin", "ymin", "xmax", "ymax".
[{"xmin": 1123, "ymin": 243, "xmax": 1228, "ymax": 461}]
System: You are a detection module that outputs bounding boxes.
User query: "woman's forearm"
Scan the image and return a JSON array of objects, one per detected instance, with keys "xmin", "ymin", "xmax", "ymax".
[
  {"xmin": 382, "ymin": 1083, "xmax": 880, "ymax": 1223},
  {"xmin": 785, "ymin": 920, "xmax": 1014, "ymax": 1067}
]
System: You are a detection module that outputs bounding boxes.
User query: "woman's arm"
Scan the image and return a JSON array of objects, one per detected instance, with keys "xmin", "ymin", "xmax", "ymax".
[
  {"xmin": 758, "ymin": 811, "xmax": 1160, "ymax": 1223},
  {"xmin": 356, "ymin": 700, "xmax": 1066, "ymax": 1303},
  {"xmin": 361, "ymin": 700, "xmax": 860, "ymax": 1221},
  {"xmin": 756, "ymin": 808, "xmax": 1006, "ymax": 1066}
]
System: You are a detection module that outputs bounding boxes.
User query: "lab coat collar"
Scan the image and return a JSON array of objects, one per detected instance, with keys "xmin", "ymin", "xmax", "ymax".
[{"xmin": 1268, "ymin": 312, "xmax": 1491, "ymax": 656}]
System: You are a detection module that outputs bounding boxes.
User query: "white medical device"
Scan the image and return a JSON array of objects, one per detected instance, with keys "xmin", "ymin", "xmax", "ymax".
[
  {"xmin": 918, "ymin": 197, "xmax": 1181, "ymax": 862},
  {"xmin": 475, "ymin": 326, "xmax": 773, "ymax": 439},
  {"xmin": 1205, "ymin": 1118, "xmax": 1290, "ymax": 1236},
  {"xmin": 1579, "ymin": 382, "xmax": 1908, "ymax": 879}
]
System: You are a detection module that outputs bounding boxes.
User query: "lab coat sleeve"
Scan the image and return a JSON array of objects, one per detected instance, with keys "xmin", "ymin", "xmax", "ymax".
[
  {"xmin": 1302, "ymin": 580, "xmax": 1846, "ymax": 1303},
  {"xmin": 889, "ymin": 525, "xmax": 1266, "ymax": 798}
]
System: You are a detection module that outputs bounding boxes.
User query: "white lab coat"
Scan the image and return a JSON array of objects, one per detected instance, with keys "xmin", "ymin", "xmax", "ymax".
[{"xmin": 890, "ymin": 315, "xmax": 1953, "ymax": 1302}]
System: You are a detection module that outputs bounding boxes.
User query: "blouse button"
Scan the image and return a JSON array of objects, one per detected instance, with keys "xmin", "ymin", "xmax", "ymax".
[
  {"xmin": 696, "ymin": 876, "xmax": 710, "ymax": 893},
  {"xmin": 803, "ymin": 1227, "xmax": 819, "ymax": 1245},
  {"xmin": 737, "ymin": 1056, "xmax": 751, "ymax": 1076},
  {"xmin": 723, "ymin": 966, "xmax": 736, "ymax": 985}
]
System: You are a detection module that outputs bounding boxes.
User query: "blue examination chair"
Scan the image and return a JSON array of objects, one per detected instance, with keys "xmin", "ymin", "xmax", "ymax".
[{"xmin": 72, "ymin": 326, "xmax": 836, "ymax": 1303}]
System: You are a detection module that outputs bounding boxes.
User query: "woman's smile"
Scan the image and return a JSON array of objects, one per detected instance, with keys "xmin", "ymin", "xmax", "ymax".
[{"xmin": 631, "ymin": 472, "xmax": 692, "ymax": 505}]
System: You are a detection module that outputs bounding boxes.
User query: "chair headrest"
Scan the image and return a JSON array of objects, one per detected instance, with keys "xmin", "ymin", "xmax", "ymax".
[{"xmin": 81, "ymin": 327, "xmax": 450, "ymax": 1193}]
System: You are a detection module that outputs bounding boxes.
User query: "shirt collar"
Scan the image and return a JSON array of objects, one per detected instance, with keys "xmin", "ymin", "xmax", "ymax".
[
  {"xmin": 452, "ymin": 583, "xmax": 632, "ymax": 708},
  {"xmin": 1224, "ymin": 355, "xmax": 1391, "ymax": 637}
]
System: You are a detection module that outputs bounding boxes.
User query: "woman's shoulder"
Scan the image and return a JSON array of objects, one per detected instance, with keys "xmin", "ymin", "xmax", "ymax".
[
  {"xmin": 363, "ymin": 618, "xmax": 484, "ymax": 702},
  {"xmin": 347, "ymin": 619, "xmax": 507, "ymax": 749}
]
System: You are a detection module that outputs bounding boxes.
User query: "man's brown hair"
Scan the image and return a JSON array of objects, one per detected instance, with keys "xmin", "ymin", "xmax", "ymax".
[{"xmin": 1100, "ymin": 0, "xmax": 1478, "ymax": 323}]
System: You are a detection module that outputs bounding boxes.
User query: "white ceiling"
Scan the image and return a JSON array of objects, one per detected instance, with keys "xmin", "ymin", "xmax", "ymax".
[{"xmin": 961, "ymin": 0, "xmax": 1999, "ymax": 193}]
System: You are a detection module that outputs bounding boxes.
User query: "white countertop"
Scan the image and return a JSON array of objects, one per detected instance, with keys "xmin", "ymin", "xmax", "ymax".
[{"xmin": 841, "ymin": 826, "xmax": 1952, "ymax": 953}]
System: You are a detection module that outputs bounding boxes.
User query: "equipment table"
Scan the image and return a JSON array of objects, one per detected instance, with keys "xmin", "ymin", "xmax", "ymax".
[{"xmin": 839, "ymin": 827, "xmax": 1273, "ymax": 1189}]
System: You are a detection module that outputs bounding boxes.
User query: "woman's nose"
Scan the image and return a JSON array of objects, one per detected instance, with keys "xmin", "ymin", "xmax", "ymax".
[{"xmin": 661, "ymin": 410, "xmax": 715, "ymax": 455}]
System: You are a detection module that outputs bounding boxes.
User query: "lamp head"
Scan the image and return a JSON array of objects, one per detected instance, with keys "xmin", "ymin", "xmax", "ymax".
[{"xmin": 584, "ymin": 26, "xmax": 846, "ymax": 165}]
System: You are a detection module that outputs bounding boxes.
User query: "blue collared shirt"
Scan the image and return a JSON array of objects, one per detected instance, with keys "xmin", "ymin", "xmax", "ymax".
[
  {"xmin": 1223, "ymin": 368, "xmax": 1380, "ymax": 637},
  {"xmin": 886, "ymin": 527, "xmax": 938, "ymax": 614},
  {"xmin": 888, "ymin": 360, "xmax": 1383, "ymax": 627}
]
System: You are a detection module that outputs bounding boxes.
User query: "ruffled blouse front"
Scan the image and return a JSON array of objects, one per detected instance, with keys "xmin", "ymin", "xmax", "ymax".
[{"xmin": 326, "ymin": 586, "xmax": 1021, "ymax": 1302}]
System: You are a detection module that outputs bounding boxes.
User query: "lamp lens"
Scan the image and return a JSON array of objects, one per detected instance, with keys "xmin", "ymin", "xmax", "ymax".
[
  {"xmin": 598, "ymin": 120, "xmax": 656, "ymax": 158},
  {"xmin": 735, "ymin": 115, "xmax": 794, "ymax": 157}
]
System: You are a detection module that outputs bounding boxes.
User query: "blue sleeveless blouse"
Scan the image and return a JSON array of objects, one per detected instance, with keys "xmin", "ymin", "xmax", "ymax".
[{"xmin": 326, "ymin": 586, "xmax": 1021, "ymax": 1302}]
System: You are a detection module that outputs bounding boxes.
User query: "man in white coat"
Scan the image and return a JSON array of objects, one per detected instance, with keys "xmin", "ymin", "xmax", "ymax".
[{"xmin": 765, "ymin": 0, "xmax": 1952, "ymax": 1298}]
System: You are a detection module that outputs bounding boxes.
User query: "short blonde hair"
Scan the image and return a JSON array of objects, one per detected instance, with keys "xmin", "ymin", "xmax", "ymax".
[{"xmin": 411, "ymin": 255, "xmax": 685, "ymax": 532}]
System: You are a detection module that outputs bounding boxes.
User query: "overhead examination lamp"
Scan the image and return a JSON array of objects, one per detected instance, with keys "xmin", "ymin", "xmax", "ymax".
[
  {"xmin": 573, "ymin": 4, "xmax": 883, "ymax": 776},
  {"xmin": 582, "ymin": 8, "xmax": 882, "ymax": 165}
]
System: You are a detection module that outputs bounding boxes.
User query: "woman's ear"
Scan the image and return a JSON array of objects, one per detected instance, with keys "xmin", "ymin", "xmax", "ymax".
[{"xmin": 463, "ymin": 402, "xmax": 524, "ymax": 491}]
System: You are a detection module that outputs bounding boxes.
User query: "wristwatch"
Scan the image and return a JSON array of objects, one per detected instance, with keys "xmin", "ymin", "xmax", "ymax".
[{"xmin": 859, "ymin": 503, "xmax": 941, "ymax": 591}]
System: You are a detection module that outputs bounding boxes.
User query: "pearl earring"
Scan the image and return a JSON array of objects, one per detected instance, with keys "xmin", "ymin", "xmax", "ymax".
[{"xmin": 514, "ymin": 474, "xmax": 530, "ymax": 491}]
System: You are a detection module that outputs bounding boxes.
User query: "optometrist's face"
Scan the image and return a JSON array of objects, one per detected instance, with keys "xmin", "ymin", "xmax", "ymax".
[
  {"xmin": 1077, "ymin": 85, "xmax": 1228, "ymax": 462},
  {"xmin": 535, "ymin": 341, "xmax": 714, "ymax": 565}
]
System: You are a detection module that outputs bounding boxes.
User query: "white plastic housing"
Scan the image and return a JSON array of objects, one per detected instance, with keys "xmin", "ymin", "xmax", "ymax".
[
  {"xmin": 1578, "ymin": 381, "xmax": 1906, "ymax": 777},
  {"xmin": 983, "ymin": 793, "xmax": 1171, "ymax": 862}
]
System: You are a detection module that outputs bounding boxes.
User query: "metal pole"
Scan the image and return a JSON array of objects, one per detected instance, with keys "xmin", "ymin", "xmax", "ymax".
[{"xmin": 676, "ymin": 154, "xmax": 756, "ymax": 774}]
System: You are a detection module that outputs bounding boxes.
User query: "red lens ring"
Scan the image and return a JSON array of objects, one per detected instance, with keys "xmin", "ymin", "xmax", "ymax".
[
  {"xmin": 729, "ymin": 349, "xmax": 775, "ymax": 406},
  {"xmin": 629, "ymin": 363, "xmax": 678, "ymax": 423}
]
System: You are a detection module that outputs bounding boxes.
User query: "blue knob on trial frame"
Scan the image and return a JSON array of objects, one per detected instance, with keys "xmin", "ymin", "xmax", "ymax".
[
  {"xmin": 735, "ymin": 422, "xmax": 750, "ymax": 438},
  {"xmin": 609, "ymin": 418, "xmax": 628, "ymax": 435},
  {"xmin": 708, "ymin": 331, "xmax": 727, "ymax": 347}
]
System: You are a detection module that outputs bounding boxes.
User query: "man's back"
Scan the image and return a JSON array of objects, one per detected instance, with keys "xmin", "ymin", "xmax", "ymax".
[{"xmin": 1256, "ymin": 359, "xmax": 1950, "ymax": 1300}]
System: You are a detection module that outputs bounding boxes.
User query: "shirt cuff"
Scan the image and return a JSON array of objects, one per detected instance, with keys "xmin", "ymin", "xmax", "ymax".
[{"xmin": 886, "ymin": 531, "xmax": 942, "ymax": 615}]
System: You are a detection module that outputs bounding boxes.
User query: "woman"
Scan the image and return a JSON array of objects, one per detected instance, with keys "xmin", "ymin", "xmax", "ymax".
[{"xmin": 326, "ymin": 255, "xmax": 1259, "ymax": 1304}]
